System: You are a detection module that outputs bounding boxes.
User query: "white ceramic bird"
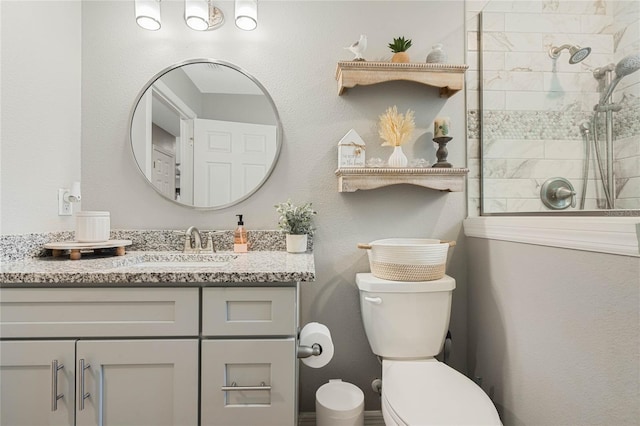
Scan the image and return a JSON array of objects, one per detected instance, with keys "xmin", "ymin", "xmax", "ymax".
[{"xmin": 345, "ymin": 34, "xmax": 367, "ymax": 61}]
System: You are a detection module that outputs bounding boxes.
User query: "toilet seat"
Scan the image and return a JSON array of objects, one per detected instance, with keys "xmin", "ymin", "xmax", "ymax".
[{"xmin": 381, "ymin": 359, "xmax": 502, "ymax": 426}]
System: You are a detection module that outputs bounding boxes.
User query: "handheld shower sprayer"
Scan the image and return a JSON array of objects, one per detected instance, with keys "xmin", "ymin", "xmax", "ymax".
[{"xmin": 598, "ymin": 52, "xmax": 640, "ymax": 105}]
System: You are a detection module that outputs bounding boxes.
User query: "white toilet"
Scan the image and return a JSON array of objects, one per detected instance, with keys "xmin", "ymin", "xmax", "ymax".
[{"xmin": 357, "ymin": 273, "xmax": 502, "ymax": 426}]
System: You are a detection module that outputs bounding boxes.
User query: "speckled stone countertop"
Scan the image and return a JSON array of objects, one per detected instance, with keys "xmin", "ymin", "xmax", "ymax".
[{"xmin": 0, "ymin": 251, "xmax": 315, "ymax": 287}]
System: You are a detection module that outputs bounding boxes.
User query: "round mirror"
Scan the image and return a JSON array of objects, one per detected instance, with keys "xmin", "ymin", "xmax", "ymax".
[{"xmin": 130, "ymin": 59, "xmax": 281, "ymax": 209}]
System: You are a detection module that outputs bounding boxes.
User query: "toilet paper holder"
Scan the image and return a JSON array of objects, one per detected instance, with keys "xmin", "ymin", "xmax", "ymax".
[{"xmin": 297, "ymin": 343, "xmax": 322, "ymax": 359}]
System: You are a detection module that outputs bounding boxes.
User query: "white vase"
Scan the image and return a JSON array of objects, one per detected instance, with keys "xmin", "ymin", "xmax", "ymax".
[
  {"xmin": 387, "ymin": 146, "xmax": 408, "ymax": 167},
  {"xmin": 286, "ymin": 234, "xmax": 308, "ymax": 253}
]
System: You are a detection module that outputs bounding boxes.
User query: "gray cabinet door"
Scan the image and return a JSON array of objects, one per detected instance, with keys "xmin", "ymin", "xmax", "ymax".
[
  {"xmin": 0, "ymin": 340, "xmax": 76, "ymax": 426},
  {"xmin": 201, "ymin": 338, "xmax": 296, "ymax": 426},
  {"xmin": 75, "ymin": 339, "xmax": 199, "ymax": 426}
]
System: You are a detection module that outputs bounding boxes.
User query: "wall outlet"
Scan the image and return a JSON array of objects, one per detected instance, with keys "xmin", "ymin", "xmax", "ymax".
[{"xmin": 58, "ymin": 189, "xmax": 72, "ymax": 216}]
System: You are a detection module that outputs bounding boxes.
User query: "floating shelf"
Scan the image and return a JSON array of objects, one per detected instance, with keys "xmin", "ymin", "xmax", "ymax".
[
  {"xmin": 335, "ymin": 61, "xmax": 469, "ymax": 97},
  {"xmin": 335, "ymin": 167, "xmax": 469, "ymax": 193}
]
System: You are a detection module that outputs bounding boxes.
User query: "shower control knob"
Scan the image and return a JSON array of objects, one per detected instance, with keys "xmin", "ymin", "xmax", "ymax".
[{"xmin": 541, "ymin": 177, "xmax": 576, "ymax": 210}]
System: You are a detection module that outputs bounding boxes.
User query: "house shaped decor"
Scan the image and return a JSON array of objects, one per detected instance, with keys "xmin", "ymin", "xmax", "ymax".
[{"xmin": 337, "ymin": 129, "xmax": 366, "ymax": 168}]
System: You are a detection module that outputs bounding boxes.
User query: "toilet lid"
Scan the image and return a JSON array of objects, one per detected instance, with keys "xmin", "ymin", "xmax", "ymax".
[{"xmin": 382, "ymin": 359, "xmax": 502, "ymax": 426}]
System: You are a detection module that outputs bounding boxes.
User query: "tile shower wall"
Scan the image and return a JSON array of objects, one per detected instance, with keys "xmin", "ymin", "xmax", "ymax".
[{"xmin": 466, "ymin": 0, "xmax": 640, "ymax": 214}]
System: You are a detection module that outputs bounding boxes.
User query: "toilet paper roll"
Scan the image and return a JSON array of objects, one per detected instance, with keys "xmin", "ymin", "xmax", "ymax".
[{"xmin": 299, "ymin": 322, "xmax": 334, "ymax": 368}]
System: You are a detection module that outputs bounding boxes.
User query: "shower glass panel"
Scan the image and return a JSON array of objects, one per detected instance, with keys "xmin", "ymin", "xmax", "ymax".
[{"xmin": 476, "ymin": 0, "xmax": 640, "ymax": 215}]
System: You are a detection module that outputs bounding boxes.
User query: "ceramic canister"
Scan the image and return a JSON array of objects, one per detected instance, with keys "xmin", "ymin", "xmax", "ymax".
[{"xmin": 76, "ymin": 211, "xmax": 110, "ymax": 242}]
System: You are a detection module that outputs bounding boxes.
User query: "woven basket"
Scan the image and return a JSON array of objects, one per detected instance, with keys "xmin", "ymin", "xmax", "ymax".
[{"xmin": 370, "ymin": 261, "xmax": 446, "ymax": 282}]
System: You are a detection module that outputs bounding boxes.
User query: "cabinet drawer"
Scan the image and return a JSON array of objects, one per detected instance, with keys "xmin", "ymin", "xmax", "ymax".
[
  {"xmin": 0, "ymin": 288, "xmax": 199, "ymax": 338},
  {"xmin": 201, "ymin": 338, "xmax": 295, "ymax": 426},
  {"xmin": 202, "ymin": 287, "xmax": 296, "ymax": 336}
]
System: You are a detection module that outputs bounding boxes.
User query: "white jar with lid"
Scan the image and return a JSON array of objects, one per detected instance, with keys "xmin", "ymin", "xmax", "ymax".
[{"xmin": 76, "ymin": 211, "xmax": 110, "ymax": 242}]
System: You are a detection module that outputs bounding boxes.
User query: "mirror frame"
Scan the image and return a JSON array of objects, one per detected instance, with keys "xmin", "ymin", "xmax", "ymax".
[{"xmin": 128, "ymin": 58, "xmax": 283, "ymax": 210}]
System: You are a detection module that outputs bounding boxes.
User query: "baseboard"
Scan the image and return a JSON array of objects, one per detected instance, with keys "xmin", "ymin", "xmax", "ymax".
[{"xmin": 298, "ymin": 410, "xmax": 384, "ymax": 425}]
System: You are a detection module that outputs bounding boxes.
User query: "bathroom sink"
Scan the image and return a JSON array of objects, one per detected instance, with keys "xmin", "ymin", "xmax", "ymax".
[
  {"xmin": 116, "ymin": 253, "xmax": 237, "ymax": 269},
  {"xmin": 132, "ymin": 260, "xmax": 230, "ymax": 268}
]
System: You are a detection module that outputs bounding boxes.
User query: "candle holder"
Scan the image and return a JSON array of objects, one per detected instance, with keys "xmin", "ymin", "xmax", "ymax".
[{"xmin": 432, "ymin": 136, "xmax": 453, "ymax": 168}]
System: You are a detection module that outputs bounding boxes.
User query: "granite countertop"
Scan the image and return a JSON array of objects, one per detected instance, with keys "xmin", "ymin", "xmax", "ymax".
[{"xmin": 0, "ymin": 250, "xmax": 315, "ymax": 286}]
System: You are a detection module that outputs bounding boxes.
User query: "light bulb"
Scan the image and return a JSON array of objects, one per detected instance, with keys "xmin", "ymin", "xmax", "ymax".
[
  {"xmin": 235, "ymin": 0, "xmax": 257, "ymax": 31},
  {"xmin": 135, "ymin": 0, "xmax": 161, "ymax": 31}
]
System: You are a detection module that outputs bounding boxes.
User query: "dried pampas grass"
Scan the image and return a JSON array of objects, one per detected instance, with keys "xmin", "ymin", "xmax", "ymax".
[{"xmin": 378, "ymin": 106, "xmax": 415, "ymax": 147}]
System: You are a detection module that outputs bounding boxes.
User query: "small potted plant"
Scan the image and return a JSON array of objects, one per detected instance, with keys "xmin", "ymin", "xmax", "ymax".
[
  {"xmin": 275, "ymin": 200, "xmax": 317, "ymax": 253},
  {"xmin": 388, "ymin": 36, "xmax": 412, "ymax": 63}
]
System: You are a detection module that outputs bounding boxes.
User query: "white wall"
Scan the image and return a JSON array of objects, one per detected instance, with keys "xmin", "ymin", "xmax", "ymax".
[
  {"xmin": 0, "ymin": 1, "xmax": 82, "ymax": 234},
  {"xmin": 466, "ymin": 237, "xmax": 639, "ymax": 425},
  {"xmin": 80, "ymin": 0, "xmax": 467, "ymax": 411}
]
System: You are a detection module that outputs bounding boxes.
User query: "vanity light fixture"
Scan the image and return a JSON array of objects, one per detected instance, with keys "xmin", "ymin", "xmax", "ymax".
[
  {"xmin": 135, "ymin": 0, "xmax": 162, "ymax": 31},
  {"xmin": 235, "ymin": 0, "xmax": 257, "ymax": 31},
  {"xmin": 185, "ymin": 0, "xmax": 225, "ymax": 31}
]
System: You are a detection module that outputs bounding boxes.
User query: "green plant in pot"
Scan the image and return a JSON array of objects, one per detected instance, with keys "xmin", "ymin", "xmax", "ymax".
[
  {"xmin": 275, "ymin": 200, "xmax": 317, "ymax": 253},
  {"xmin": 389, "ymin": 36, "xmax": 412, "ymax": 63}
]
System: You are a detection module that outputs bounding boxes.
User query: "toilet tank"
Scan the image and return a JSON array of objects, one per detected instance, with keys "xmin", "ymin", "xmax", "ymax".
[{"xmin": 356, "ymin": 273, "xmax": 455, "ymax": 359}]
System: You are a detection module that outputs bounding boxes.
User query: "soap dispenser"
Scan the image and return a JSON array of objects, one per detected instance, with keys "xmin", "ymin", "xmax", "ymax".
[{"xmin": 234, "ymin": 214, "xmax": 248, "ymax": 253}]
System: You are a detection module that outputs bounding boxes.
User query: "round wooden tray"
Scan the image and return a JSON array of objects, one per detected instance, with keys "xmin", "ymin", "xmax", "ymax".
[{"xmin": 44, "ymin": 240, "xmax": 132, "ymax": 260}]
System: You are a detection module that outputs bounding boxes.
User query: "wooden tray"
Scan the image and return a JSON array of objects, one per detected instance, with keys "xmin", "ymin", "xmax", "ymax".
[{"xmin": 44, "ymin": 240, "xmax": 132, "ymax": 260}]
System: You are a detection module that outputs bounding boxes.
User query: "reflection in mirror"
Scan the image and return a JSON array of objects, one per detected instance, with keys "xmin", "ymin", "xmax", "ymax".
[{"xmin": 130, "ymin": 59, "xmax": 281, "ymax": 209}]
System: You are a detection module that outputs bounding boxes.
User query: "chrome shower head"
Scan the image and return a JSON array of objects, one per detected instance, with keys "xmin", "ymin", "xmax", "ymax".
[
  {"xmin": 549, "ymin": 44, "xmax": 591, "ymax": 64},
  {"xmin": 614, "ymin": 52, "xmax": 640, "ymax": 77}
]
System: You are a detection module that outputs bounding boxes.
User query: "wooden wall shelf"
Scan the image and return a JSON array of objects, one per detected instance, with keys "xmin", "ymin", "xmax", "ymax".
[
  {"xmin": 335, "ymin": 167, "xmax": 469, "ymax": 193},
  {"xmin": 335, "ymin": 61, "xmax": 469, "ymax": 97}
]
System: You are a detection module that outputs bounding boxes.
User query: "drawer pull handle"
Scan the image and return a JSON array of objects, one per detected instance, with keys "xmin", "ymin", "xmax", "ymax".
[
  {"xmin": 221, "ymin": 381, "xmax": 271, "ymax": 392},
  {"xmin": 51, "ymin": 360, "xmax": 64, "ymax": 412},
  {"xmin": 79, "ymin": 359, "xmax": 91, "ymax": 411}
]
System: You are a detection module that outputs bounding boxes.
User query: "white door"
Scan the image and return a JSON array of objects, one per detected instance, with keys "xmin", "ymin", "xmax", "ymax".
[
  {"xmin": 152, "ymin": 146, "xmax": 176, "ymax": 199},
  {"xmin": 201, "ymin": 338, "xmax": 296, "ymax": 426},
  {"xmin": 75, "ymin": 339, "xmax": 198, "ymax": 426},
  {"xmin": 193, "ymin": 119, "xmax": 277, "ymax": 207},
  {"xmin": 0, "ymin": 340, "xmax": 76, "ymax": 426}
]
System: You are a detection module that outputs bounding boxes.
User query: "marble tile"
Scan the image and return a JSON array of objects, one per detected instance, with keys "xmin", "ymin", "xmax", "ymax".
[
  {"xmin": 545, "ymin": 139, "xmax": 586, "ymax": 159},
  {"xmin": 481, "ymin": 90, "xmax": 507, "ymax": 110},
  {"xmin": 468, "ymin": 138, "xmax": 481, "ymax": 160},
  {"xmin": 483, "ymin": 159, "xmax": 509, "ymax": 177},
  {"xmin": 506, "ymin": 158, "xmax": 584, "ymax": 178},
  {"xmin": 468, "ymin": 177, "xmax": 481, "ymax": 198},
  {"xmin": 483, "ymin": 32, "xmax": 543, "ymax": 52},
  {"xmin": 483, "ymin": 178, "xmax": 541, "ymax": 198},
  {"xmin": 484, "ymin": 138, "xmax": 545, "ymax": 159},
  {"xmin": 543, "ymin": 71, "xmax": 600, "ymax": 93},
  {"xmin": 482, "ymin": 198, "xmax": 508, "ymax": 213},
  {"xmin": 483, "ymin": 70, "xmax": 544, "ymax": 91},
  {"xmin": 482, "ymin": 12, "xmax": 506, "ymax": 31},
  {"xmin": 483, "ymin": 1, "xmax": 543, "ymax": 13},
  {"xmin": 617, "ymin": 176, "xmax": 640, "ymax": 198},
  {"xmin": 542, "ymin": 0, "xmax": 607, "ymax": 15},
  {"xmin": 581, "ymin": 14, "xmax": 615, "ymax": 34},
  {"xmin": 505, "ymin": 13, "xmax": 581, "ymax": 34}
]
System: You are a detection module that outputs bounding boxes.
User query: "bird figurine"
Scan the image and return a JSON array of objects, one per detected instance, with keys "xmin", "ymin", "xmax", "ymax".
[{"xmin": 345, "ymin": 34, "xmax": 367, "ymax": 61}]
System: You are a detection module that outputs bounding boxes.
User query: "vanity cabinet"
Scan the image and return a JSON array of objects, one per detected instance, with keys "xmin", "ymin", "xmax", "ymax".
[
  {"xmin": 201, "ymin": 287, "xmax": 297, "ymax": 426},
  {"xmin": 0, "ymin": 288, "xmax": 200, "ymax": 426},
  {"xmin": 0, "ymin": 285, "xmax": 299, "ymax": 426}
]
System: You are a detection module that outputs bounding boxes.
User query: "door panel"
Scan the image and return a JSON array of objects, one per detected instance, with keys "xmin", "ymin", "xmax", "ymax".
[
  {"xmin": 0, "ymin": 340, "xmax": 75, "ymax": 426},
  {"xmin": 201, "ymin": 338, "xmax": 295, "ymax": 426},
  {"xmin": 193, "ymin": 119, "xmax": 276, "ymax": 207},
  {"xmin": 76, "ymin": 339, "xmax": 198, "ymax": 426}
]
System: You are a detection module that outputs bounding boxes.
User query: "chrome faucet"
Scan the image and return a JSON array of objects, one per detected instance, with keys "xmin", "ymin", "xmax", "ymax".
[{"xmin": 184, "ymin": 226, "xmax": 215, "ymax": 253}]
